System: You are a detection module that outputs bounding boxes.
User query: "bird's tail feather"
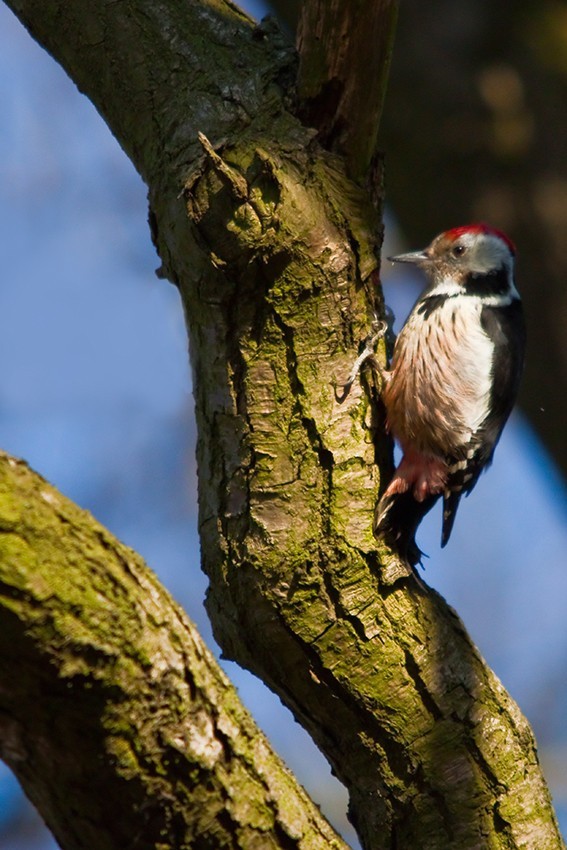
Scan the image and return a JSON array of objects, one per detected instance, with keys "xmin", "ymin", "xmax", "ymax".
[
  {"xmin": 374, "ymin": 490, "xmax": 440, "ymax": 567},
  {"xmin": 441, "ymin": 490, "xmax": 462, "ymax": 548}
]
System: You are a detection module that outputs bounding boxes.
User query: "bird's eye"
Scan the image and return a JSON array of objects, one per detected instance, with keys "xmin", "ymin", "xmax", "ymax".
[{"xmin": 452, "ymin": 244, "xmax": 466, "ymax": 257}]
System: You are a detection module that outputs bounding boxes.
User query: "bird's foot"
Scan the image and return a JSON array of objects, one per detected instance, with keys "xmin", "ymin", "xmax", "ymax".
[{"xmin": 336, "ymin": 312, "xmax": 391, "ymax": 402}]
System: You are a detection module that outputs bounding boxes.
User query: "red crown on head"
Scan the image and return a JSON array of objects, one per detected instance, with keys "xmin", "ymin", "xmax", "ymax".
[{"xmin": 444, "ymin": 223, "xmax": 516, "ymax": 256}]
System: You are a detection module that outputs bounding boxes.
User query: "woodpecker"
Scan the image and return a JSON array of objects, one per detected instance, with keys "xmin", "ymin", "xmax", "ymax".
[{"xmin": 374, "ymin": 224, "xmax": 526, "ymax": 566}]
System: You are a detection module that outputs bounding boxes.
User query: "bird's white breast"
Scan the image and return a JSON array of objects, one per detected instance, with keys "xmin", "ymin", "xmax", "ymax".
[{"xmin": 385, "ymin": 297, "xmax": 494, "ymax": 455}]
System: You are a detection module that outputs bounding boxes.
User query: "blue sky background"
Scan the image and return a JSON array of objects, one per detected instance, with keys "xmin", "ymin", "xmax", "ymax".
[{"xmin": 0, "ymin": 1, "xmax": 566, "ymax": 847}]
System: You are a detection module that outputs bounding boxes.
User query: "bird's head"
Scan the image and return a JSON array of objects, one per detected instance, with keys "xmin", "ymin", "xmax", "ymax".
[{"xmin": 388, "ymin": 224, "xmax": 517, "ymax": 298}]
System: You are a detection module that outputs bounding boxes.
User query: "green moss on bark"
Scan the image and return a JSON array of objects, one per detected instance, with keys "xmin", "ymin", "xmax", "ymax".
[{"xmin": 0, "ymin": 452, "xmax": 348, "ymax": 850}]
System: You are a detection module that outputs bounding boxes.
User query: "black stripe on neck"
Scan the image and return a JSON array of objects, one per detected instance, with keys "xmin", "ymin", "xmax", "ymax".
[
  {"xmin": 416, "ymin": 294, "xmax": 448, "ymax": 319},
  {"xmin": 465, "ymin": 264, "xmax": 510, "ymax": 297}
]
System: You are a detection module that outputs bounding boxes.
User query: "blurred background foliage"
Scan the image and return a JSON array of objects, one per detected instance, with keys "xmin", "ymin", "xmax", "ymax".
[{"xmin": 0, "ymin": 1, "xmax": 565, "ymax": 848}]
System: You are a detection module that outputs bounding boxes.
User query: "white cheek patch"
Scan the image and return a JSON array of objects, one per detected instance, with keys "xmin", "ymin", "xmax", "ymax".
[{"xmin": 467, "ymin": 233, "xmax": 514, "ymax": 275}]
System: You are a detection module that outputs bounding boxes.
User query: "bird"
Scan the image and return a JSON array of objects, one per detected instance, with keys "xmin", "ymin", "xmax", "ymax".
[{"xmin": 373, "ymin": 223, "xmax": 526, "ymax": 566}]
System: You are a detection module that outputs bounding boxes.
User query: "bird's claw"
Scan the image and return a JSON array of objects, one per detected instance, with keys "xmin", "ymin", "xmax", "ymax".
[{"xmin": 336, "ymin": 313, "xmax": 389, "ymax": 402}]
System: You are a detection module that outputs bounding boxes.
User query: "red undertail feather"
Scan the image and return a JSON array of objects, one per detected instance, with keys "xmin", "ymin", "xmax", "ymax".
[{"xmin": 375, "ymin": 449, "xmax": 449, "ymax": 566}]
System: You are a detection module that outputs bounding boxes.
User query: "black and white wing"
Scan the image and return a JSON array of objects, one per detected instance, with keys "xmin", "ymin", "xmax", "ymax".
[{"xmin": 441, "ymin": 298, "xmax": 526, "ymax": 546}]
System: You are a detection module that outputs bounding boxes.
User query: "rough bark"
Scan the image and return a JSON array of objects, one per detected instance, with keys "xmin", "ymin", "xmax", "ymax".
[
  {"xmin": 297, "ymin": 0, "xmax": 398, "ymax": 182},
  {"xmin": 2, "ymin": 1, "xmax": 565, "ymax": 849},
  {"xmin": 0, "ymin": 452, "xmax": 348, "ymax": 850}
]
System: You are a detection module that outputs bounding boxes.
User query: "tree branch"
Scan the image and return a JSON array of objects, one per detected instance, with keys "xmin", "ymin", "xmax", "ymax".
[
  {"xmin": 0, "ymin": 451, "xmax": 348, "ymax": 850},
  {"xmin": 297, "ymin": 0, "xmax": 398, "ymax": 182},
  {"xmin": 2, "ymin": 0, "xmax": 564, "ymax": 848}
]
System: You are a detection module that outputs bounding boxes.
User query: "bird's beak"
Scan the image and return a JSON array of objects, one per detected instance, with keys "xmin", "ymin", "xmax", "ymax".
[{"xmin": 387, "ymin": 249, "xmax": 429, "ymax": 266}]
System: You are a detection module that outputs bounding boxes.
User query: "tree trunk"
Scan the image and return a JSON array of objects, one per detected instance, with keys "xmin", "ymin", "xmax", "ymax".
[{"xmin": 2, "ymin": 1, "xmax": 564, "ymax": 849}]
